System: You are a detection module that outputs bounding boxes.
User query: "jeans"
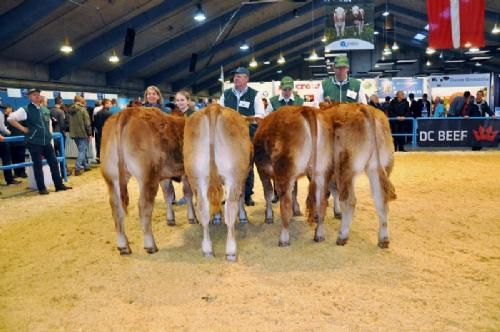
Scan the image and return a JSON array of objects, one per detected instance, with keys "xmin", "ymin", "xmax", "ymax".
[
  {"xmin": 27, "ymin": 143, "xmax": 64, "ymax": 191},
  {"xmin": 74, "ymin": 138, "xmax": 89, "ymax": 170}
]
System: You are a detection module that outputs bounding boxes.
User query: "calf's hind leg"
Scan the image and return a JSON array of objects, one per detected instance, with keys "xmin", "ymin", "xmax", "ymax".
[
  {"xmin": 106, "ymin": 178, "xmax": 131, "ymax": 255},
  {"xmin": 138, "ymin": 177, "xmax": 160, "ymax": 254}
]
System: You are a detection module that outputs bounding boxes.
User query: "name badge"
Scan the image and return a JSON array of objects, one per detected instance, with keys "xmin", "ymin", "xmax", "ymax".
[
  {"xmin": 346, "ymin": 89, "xmax": 357, "ymax": 100},
  {"xmin": 239, "ymin": 100, "xmax": 250, "ymax": 108}
]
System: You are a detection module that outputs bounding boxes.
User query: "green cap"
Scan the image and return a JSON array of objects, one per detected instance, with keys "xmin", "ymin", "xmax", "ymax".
[
  {"xmin": 334, "ymin": 55, "xmax": 349, "ymax": 67},
  {"xmin": 280, "ymin": 76, "xmax": 294, "ymax": 89}
]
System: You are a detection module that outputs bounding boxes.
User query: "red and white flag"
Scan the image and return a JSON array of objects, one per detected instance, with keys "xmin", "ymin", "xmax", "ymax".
[{"xmin": 427, "ymin": 0, "xmax": 485, "ymax": 49}]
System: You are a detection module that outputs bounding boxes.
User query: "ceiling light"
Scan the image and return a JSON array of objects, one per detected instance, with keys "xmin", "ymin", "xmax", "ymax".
[
  {"xmin": 249, "ymin": 57, "xmax": 258, "ymax": 68},
  {"xmin": 308, "ymin": 50, "xmax": 320, "ymax": 61},
  {"xmin": 470, "ymin": 56, "xmax": 492, "ymax": 61},
  {"xmin": 424, "ymin": 24, "xmax": 429, "ymax": 30},
  {"xmin": 426, "ymin": 47, "xmax": 435, "ymax": 55},
  {"xmin": 439, "ymin": 52, "xmax": 443, "ymax": 59},
  {"xmin": 475, "ymin": 62, "xmax": 482, "ymax": 67},
  {"xmin": 375, "ymin": 61, "xmax": 395, "ymax": 66},
  {"xmin": 414, "ymin": 33, "xmax": 426, "ymax": 41},
  {"xmin": 396, "ymin": 59, "xmax": 418, "ymax": 63},
  {"xmin": 391, "ymin": 41, "xmax": 399, "ymax": 51},
  {"xmin": 374, "ymin": 31, "xmax": 379, "ymax": 35},
  {"xmin": 426, "ymin": 60, "xmax": 432, "ymax": 66},
  {"xmin": 60, "ymin": 36, "xmax": 73, "ymax": 54},
  {"xmin": 464, "ymin": 50, "xmax": 490, "ymax": 55},
  {"xmin": 276, "ymin": 70, "xmax": 283, "ymax": 74},
  {"xmin": 492, "ymin": 23, "xmax": 500, "ymax": 34},
  {"xmin": 382, "ymin": 11, "xmax": 390, "ymax": 16},
  {"xmin": 374, "ymin": 64, "xmax": 380, "ymax": 68},
  {"xmin": 263, "ymin": 60, "xmax": 270, "ymax": 65},
  {"xmin": 240, "ymin": 41, "xmax": 250, "ymax": 51},
  {"xmin": 464, "ymin": 42, "xmax": 472, "ymax": 48},
  {"xmin": 469, "ymin": 47, "xmax": 480, "ymax": 53},
  {"xmin": 277, "ymin": 53, "xmax": 286, "ymax": 64},
  {"xmin": 108, "ymin": 50, "xmax": 120, "ymax": 63},
  {"xmin": 383, "ymin": 44, "xmax": 392, "ymax": 55},
  {"xmin": 384, "ymin": 69, "xmax": 400, "ymax": 73},
  {"xmin": 444, "ymin": 59, "xmax": 466, "ymax": 63},
  {"xmin": 321, "ymin": 35, "xmax": 327, "ymax": 43},
  {"xmin": 194, "ymin": 4, "xmax": 206, "ymax": 22},
  {"xmin": 308, "ymin": 65, "xmax": 327, "ymax": 68}
]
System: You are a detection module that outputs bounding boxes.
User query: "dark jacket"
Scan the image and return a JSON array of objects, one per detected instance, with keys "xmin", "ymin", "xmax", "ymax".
[
  {"xmin": 389, "ymin": 99, "xmax": 410, "ymax": 118},
  {"xmin": 449, "ymin": 96, "xmax": 466, "ymax": 117},
  {"xmin": 416, "ymin": 99, "xmax": 431, "ymax": 117},
  {"xmin": 94, "ymin": 108, "xmax": 113, "ymax": 133},
  {"xmin": 477, "ymin": 101, "xmax": 494, "ymax": 117},
  {"xmin": 50, "ymin": 106, "xmax": 66, "ymax": 133},
  {"xmin": 409, "ymin": 99, "xmax": 420, "ymax": 118}
]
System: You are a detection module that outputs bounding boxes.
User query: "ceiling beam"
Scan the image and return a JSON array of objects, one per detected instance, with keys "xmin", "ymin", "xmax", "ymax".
[
  {"xmin": 193, "ymin": 31, "xmax": 324, "ymax": 94},
  {"xmin": 146, "ymin": 0, "xmax": 325, "ymax": 86},
  {"xmin": 106, "ymin": 3, "xmax": 272, "ymax": 86},
  {"xmin": 173, "ymin": 16, "xmax": 326, "ymax": 91},
  {"xmin": 0, "ymin": 0, "xmax": 68, "ymax": 49},
  {"xmin": 48, "ymin": 0, "xmax": 188, "ymax": 80}
]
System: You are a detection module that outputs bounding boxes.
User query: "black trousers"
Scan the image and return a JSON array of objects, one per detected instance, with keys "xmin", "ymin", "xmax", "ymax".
[
  {"xmin": 9, "ymin": 144, "xmax": 27, "ymax": 176},
  {"xmin": 245, "ymin": 124, "xmax": 258, "ymax": 200},
  {"xmin": 95, "ymin": 131, "xmax": 102, "ymax": 159},
  {"xmin": 0, "ymin": 142, "xmax": 15, "ymax": 183},
  {"xmin": 27, "ymin": 143, "xmax": 64, "ymax": 192}
]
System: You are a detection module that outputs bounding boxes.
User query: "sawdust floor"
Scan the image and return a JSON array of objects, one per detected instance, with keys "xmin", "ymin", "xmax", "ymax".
[{"xmin": 1, "ymin": 152, "xmax": 499, "ymax": 331}]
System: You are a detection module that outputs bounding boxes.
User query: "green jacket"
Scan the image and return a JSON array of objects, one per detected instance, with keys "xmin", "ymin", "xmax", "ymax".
[
  {"xmin": 223, "ymin": 87, "xmax": 257, "ymax": 116},
  {"xmin": 322, "ymin": 77, "xmax": 361, "ymax": 103},
  {"xmin": 270, "ymin": 94, "xmax": 304, "ymax": 111},
  {"xmin": 23, "ymin": 103, "xmax": 53, "ymax": 146},
  {"xmin": 68, "ymin": 102, "xmax": 92, "ymax": 138}
]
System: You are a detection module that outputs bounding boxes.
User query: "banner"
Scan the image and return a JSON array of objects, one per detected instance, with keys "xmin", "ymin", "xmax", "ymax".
[
  {"xmin": 377, "ymin": 78, "xmax": 424, "ymax": 98},
  {"xmin": 418, "ymin": 119, "xmax": 500, "ymax": 147},
  {"xmin": 324, "ymin": 0, "xmax": 374, "ymax": 51}
]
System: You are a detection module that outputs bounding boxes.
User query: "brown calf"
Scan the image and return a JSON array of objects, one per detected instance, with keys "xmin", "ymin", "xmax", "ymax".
[{"xmin": 100, "ymin": 107, "xmax": 195, "ymax": 255}]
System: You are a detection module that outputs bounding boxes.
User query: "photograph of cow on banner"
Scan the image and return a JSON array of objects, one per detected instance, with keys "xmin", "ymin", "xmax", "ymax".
[{"xmin": 324, "ymin": 0, "xmax": 375, "ymax": 51}]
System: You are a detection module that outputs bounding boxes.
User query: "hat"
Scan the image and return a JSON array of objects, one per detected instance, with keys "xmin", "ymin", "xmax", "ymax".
[
  {"xmin": 28, "ymin": 88, "xmax": 41, "ymax": 95},
  {"xmin": 280, "ymin": 76, "xmax": 294, "ymax": 89},
  {"xmin": 334, "ymin": 55, "xmax": 349, "ymax": 67},
  {"xmin": 232, "ymin": 67, "xmax": 250, "ymax": 77}
]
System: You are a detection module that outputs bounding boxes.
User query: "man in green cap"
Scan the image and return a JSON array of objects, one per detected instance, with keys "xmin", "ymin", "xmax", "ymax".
[
  {"xmin": 269, "ymin": 76, "xmax": 304, "ymax": 112},
  {"xmin": 317, "ymin": 55, "xmax": 366, "ymax": 104}
]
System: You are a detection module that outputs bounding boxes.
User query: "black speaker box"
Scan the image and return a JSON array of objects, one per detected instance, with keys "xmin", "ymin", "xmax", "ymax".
[
  {"xmin": 189, "ymin": 53, "xmax": 198, "ymax": 72},
  {"xmin": 123, "ymin": 28, "xmax": 136, "ymax": 57}
]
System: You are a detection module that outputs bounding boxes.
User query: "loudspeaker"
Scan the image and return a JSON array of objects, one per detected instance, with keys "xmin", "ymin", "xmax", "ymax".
[
  {"xmin": 189, "ymin": 53, "xmax": 198, "ymax": 72},
  {"xmin": 123, "ymin": 28, "xmax": 136, "ymax": 57}
]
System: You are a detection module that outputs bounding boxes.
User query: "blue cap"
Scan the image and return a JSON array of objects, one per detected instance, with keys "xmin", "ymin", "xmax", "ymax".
[{"xmin": 232, "ymin": 67, "xmax": 250, "ymax": 77}]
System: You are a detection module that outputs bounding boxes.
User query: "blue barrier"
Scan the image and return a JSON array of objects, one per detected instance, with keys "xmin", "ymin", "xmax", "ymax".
[
  {"xmin": 388, "ymin": 117, "xmax": 417, "ymax": 148},
  {"xmin": 0, "ymin": 133, "xmax": 68, "ymax": 182}
]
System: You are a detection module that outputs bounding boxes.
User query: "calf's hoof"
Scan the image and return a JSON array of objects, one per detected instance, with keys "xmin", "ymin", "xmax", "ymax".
[
  {"xmin": 239, "ymin": 218, "xmax": 248, "ymax": 224},
  {"xmin": 314, "ymin": 235, "xmax": 325, "ymax": 242},
  {"xmin": 278, "ymin": 241, "xmax": 290, "ymax": 247},
  {"xmin": 167, "ymin": 219, "xmax": 176, "ymax": 226},
  {"xmin": 203, "ymin": 251, "xmax": 214, "ymax": 258},
  {"xmin": 336, "ymin": 237, "xmax": 348, "ymax": 246},
  {"xmin": 188, "ymin": 218, "xmax": 197, "ymax": 224},
  {"xmin": 144, "ymin": 245, "xmax": 159, "ymax": 254},
  {"xmin": 226, "ymin": 254, "xmax": 237, "ymax": 262},
  {"xmin": 265, "ymin": 218, "xmax": 273, "ymax": 224},
  {"xmin": 293, "ymin": 211, "xmax": 303, "ymax": 217},
  {"xmin": 378, "ymin": 239, "xmax": 390, "ymax": 249},
  {"xmin": 118, "ymin": 246, "xmax": 132, "ymax": 255},
  {"xmin": 334, "ymin": 212, "xmax": 342, "ymax": 220}
]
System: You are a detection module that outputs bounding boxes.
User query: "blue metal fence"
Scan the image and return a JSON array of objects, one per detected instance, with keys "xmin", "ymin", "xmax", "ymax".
[{"xmin": 0, "ymin": 133, "xmax": 68, "ymax": 182}]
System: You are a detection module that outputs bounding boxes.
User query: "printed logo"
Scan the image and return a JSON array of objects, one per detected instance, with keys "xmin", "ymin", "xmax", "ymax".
[{"xmin": 473, "ymin": 125, "xmax": 498, "ymax": 142}]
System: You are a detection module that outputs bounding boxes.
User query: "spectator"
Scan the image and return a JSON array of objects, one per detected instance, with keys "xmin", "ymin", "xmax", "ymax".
[
  {"xmin": 448, "ymin": 91, "xmax": 470, "ymax": 117},
  {"xmin": 475, "ymin": 90, "xmax": 495, "ymax": 118},
  {"xmin": 68, "ymin": 95, "xmax": 92, "ymax": 176},
  {"xmin": 50, "ymin": 96, "xmax": 66, "ymax": 157},
  {"xmin": 433, "ymin": 97, "xmax": 445, "ymax": 118},
  {"xmin": 144, "ymin": 85, "xmax": 169, "ymax": 113},
  {"xmin": 381, "ymin": 96, "xmax": 391, "ymax": 115},
  {"xmin": 0, "ymin": 107, "xmax": 21, "ymax": 185},
  {"xmin": 4, "ymin": 105, "xmax": 27, "ymax": 178},
  {"xmin": 110, "ymin": 98, "xmax": 121, "ymax": 114},
  {"xmin": 174, "ymin": 90, "xmax": 196, "ymax": 117},
  {"xmin": 417, "ymin": 93, "xmax": 431, "ymax": 118},
  {"xmin": 368, "ymin": 94, "xmax": 385, "ymax": 112},
  {"xmin": 8, "ymin": 89, "xmax": 72, "ymax": 194},
  {"xmin": 389, "ymin": 90, "xmax": 411, "ymax": 152},
  {"xmin": 409, "ymin": 93, "xmax": 420, "ymax": 118},
  {"xmin": 93, "ymin": 99, "xmax": 113, "ymax": 163}
]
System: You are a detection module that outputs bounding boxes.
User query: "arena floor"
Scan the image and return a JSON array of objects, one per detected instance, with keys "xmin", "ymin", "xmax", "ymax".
[{"xmin": 1, "ymin": 151, "xmax": 499, "ymax": 331}]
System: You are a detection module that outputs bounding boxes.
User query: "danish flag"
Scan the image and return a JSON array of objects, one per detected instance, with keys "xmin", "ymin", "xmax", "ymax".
[{"xmin": 427, "ymin": 0, "xmax": 485, "ymax": 49}]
